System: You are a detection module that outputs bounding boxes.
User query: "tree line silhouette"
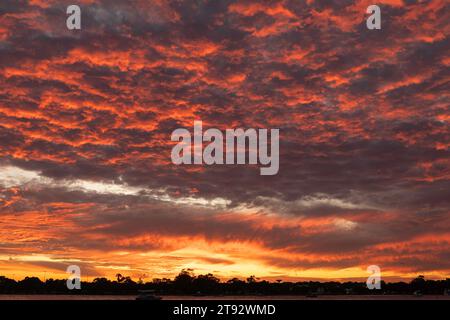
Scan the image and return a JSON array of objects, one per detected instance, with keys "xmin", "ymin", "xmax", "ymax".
[{"xmin": 0, "ymin": 270, "xmax": 449, "ymax": 295}]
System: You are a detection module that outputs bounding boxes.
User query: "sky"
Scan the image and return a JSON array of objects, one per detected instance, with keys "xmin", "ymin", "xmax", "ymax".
[{"xmin": 0, "ymin": 0, "xmax": 449, "ymax": 282}]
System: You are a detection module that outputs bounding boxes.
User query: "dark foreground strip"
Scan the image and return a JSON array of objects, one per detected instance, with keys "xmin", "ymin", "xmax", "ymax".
[{"xmin": 0, "ymin": 299, "xmax": 447, "ymax": 319}]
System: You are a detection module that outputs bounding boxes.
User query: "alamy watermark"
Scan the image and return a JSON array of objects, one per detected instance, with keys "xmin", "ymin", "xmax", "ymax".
[
  {"xmin": 366, "ymin": 265, "xmax": 382, "ymax": 289},
  {"xmin": 66, "ymin": 5, "xmax": 81, "ymax": 30},
  {"xmin": 66, "ymin": 265, "xmax": 81, "ymax": 290},
  {"xmin": 65, "ymin": 4, "xmax": 380, "ymax": 31},
  {"xmin": 171, "ymin": 121, "xmax": 279, "ymax": 175},
  {"xmin": 366, "ymin": 5, "xmax": 381, "ymax": 30}
]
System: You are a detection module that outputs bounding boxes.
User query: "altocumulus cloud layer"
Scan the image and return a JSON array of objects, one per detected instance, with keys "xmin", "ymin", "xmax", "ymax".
[{"xmin": 0, "ymin": 0, "xmax": 449, "ymax": 280}]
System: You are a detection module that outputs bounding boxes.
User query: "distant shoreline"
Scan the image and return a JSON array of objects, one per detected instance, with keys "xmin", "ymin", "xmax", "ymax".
[{"xmin": 1, "ymin": 272, "xmax": 449, "ymax": 297}]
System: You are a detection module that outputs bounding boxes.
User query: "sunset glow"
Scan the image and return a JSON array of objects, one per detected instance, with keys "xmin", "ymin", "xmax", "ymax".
[{"xmin": 0, "ymin": 0, "xmax": 449, "ymax": 283}]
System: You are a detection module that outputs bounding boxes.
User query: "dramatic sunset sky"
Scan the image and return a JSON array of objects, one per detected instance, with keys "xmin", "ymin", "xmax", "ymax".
[{"xmin": 0, "ymin": 0, "xmax": 448, "ymax": 282}]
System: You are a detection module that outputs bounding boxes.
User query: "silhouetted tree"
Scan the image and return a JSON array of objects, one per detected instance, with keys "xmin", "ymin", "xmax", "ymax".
[
  {"xmin": 0, "ymin": 272, "xmax": 448, "ymax": 296},
  {"xmin": 411, "ymin": 275, "xmax": 426, "ymax": 292},
  {"xmin": 173, "ymin": 269, "xmax": 195, "ymax": 293},
  {"xmin": 192, "ymin": 273, "xmax": 220, "ymax": 294},
  {"xmin": 0, "ymin": 276, "xmax": 17, "ymax": 293},
  {"xmin": 18, "ymin": 277, "xmax": 43, "ymax": 293}
]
